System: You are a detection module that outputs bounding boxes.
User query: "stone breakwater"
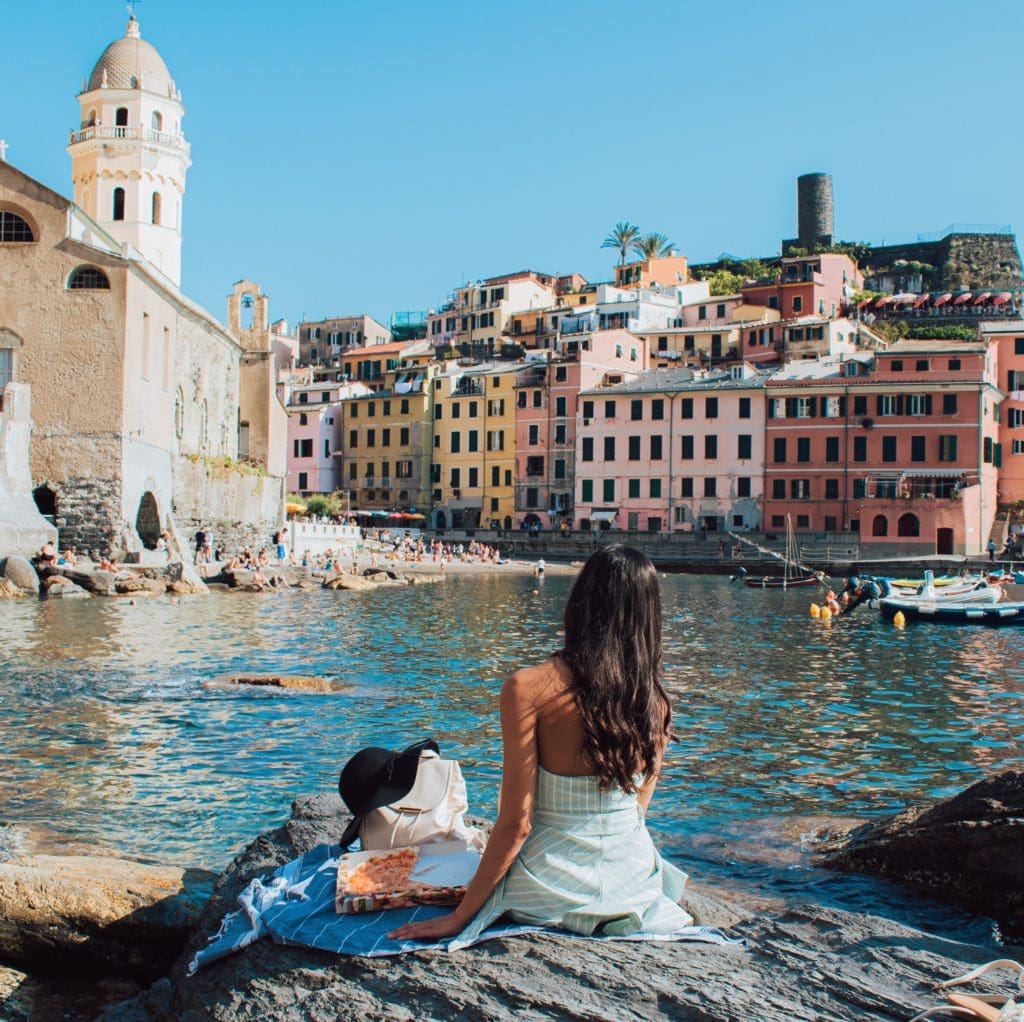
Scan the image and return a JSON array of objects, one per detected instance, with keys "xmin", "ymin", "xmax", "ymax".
[{"xmin": 0, "ymin": 775, "xmax": 1020, "ymax": 1021}]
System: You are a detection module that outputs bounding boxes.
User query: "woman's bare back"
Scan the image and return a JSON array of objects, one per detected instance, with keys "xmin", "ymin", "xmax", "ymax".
[{"xmin": 517, "ymin": 655, "xmax": 593, "ymax": 777}]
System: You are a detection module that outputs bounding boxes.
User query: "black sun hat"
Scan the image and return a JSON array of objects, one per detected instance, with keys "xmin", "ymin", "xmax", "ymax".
[{"xmin": 338, "ymin": 738, "xmax": 439, "ymax": 849}]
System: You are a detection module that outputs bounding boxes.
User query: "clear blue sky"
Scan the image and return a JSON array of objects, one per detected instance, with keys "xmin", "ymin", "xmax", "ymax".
[{"xmin": 4, "ymin": 1, "xmax": 1022, "ymax": 328}]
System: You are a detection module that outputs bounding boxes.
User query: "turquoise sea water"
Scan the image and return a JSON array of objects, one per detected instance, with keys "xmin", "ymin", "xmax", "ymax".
[{"xmin": 1, "ymin": 572, "xmax": 1021, "ymax": 935}]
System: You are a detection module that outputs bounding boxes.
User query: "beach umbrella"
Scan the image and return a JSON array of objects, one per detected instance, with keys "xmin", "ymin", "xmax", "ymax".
[{"xmin": 286, "ymin": 502, "xmax": 307, "ymax": 514}]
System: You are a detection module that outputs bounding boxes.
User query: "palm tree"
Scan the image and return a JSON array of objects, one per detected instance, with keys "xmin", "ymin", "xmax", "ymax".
[
  {"xmin": 600, "ymin": 222, "xmax": 641, "ymax": 265},
  {"xmin": 630, "ymin": 232, "xmax": 676, "ymax": 260}
]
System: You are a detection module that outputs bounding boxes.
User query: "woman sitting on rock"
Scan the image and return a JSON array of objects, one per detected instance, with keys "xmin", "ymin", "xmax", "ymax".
[{"xmin": 391, "ymin": 543, "xmax": 696, "ymax": 947}]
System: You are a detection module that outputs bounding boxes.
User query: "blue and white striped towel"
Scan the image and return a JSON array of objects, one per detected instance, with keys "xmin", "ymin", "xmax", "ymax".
[{"xmin": 188, "ymin": 842, "xmax": 739, "ymax": 974}]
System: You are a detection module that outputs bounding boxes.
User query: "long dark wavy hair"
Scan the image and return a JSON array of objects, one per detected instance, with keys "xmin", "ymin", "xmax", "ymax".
[{"xmin": 559, "ymin": 544, "xmax": 671, "ymax": 793}]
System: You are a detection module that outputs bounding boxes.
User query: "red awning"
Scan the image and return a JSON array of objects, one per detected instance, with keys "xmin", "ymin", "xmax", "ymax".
[
  {"xmin": 913, "ymin": 294, "xmax": 930, "ymax": 308},
  {"xmin": 934, "ymin": 293, "xmax": 953, "ymax": 306},
  {"xmin": 953, "ymin": 292, "xmax": 973, "ymax": 305},
  {"xmin": 993, "ymin": 293, "xmax": 1013, "ymax": 306},
  {"xmin": 973, "ymin": 291, "xmax": 992, "ymax": 304},
  {"xmin": 875, "ymin": 296, "xmax": 893, "ymax": 307}
]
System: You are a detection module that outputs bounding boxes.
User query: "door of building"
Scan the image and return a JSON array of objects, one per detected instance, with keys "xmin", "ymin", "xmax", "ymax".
[{"xmin": 936, "ymin": 527, "xmax": 954, "ymax": 555}]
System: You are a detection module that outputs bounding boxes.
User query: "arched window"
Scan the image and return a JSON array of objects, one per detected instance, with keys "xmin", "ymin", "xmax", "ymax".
[
  {"xmin": 115, "ymin": 107, "xmax": 128, "ymax": 135},
  {"xmin": 898, "ymin": 513, "xmax": 920, "ymax": 538},
  {"xmin": 67, "ymin": 266, "xmax": 111, "ymax": 290},
  {"xmin": 151, "ymin": 111, "xmax": 163, "ymax": 131},
  {"xmin": 151, "ymin": 192, "xmax": 161, "ymax": 225},
  {"xmin": 86, "ymin": 109, "xmax": 97, "ymax": 127},
  {"xmin": 0, "ymin": 211, "xmax": 34, "ymax": 242},
  {"xmin": 112, "ymin": 187, "xmax": 125, "ymax": 221},
  {"xmin": 174, "ymin": 388, "xmax": 184, "ymax": 440},
  {"xmin": 872, "ymin": 514, "xmax": 889, "ymax": 537}
]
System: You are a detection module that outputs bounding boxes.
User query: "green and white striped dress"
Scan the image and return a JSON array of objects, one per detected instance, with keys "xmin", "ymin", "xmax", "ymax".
[{"xmin": 448, "ymin": 766, "xmax": 696, "ymax": 950}]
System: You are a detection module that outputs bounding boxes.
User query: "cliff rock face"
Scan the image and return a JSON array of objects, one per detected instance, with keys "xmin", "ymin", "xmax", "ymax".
[
  {"xmin": 818, "ymin": 770, "xmax": 1024, "ymax": 930},
  {"xmin": 95, "ymin": 794, "xmax": 1007, "ymax": 1022}
]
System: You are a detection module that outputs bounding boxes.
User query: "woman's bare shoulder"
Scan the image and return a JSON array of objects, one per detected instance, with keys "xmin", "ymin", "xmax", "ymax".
[{"xmin": 505, "ymin": 655, "xmax": 571, "ymax": 702}]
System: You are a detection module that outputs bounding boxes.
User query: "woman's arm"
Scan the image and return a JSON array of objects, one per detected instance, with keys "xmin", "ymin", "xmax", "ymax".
[
  {"xmin": 388, "ymin": 671, "xmax": 538, "ymax": 940},
  {"xmin": 636, "ymin": 735, "xmax": 668, "ymax": 813}
]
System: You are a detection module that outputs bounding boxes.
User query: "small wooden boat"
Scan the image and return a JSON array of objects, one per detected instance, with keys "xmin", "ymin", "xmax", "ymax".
[
  {"xmin": 880, "ymin": 597, "xmax": 1024, "ymax": 625},
  {"xmin": 737, "ymin": 515, "xmax": 826, "ymax": 589},
  {"xmin": 744, "ymin": 573, "xmax": 824, "ymax": 589}
]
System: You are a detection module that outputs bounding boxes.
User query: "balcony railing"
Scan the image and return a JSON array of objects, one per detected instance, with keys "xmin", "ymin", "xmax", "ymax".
[{"xmin": 68, "ymin": 124, "xmax": 191, "ymax": 156}]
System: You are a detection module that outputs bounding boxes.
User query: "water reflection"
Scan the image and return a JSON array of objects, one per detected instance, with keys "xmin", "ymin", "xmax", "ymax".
[{"xmin": 1, "ymin": 576, "xmax": 1022, "ymax": 880}]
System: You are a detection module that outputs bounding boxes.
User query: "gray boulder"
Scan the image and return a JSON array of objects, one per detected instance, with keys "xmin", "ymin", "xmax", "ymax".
[
  {"xmin": 0, "ymin": 555, "xmax": 39, "ymax": 594},
  {"xmin": 817, "ymin": 769, "xmax": 1024, "ymax": 930},
  {"xmin": 41, "ymin": 576, "xmax": 90, "ymax": 599},
  {"xmin": 95, "ymin": 795, "xmax": 1005, "ymax": 1022}
]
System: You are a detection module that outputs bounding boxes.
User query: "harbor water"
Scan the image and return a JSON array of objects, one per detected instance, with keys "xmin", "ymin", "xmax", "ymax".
[{"xmin": 1, "ymin": 573, "xmax": 1021, "ymax": 936}]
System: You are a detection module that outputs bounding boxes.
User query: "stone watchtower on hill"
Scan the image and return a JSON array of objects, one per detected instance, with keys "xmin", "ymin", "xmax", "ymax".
[
  {"xmin": 66, "ymin": 15, "xmax": 190, "ymax": 287},
  {"xmin": 782, "ymin": 172, "xmax": 834, "ymax": 253}
]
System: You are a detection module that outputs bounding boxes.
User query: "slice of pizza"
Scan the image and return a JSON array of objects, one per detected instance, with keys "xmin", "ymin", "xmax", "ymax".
[{"xmin": 341, "ymin": 847, "xmax": 418, "ymax": 896}]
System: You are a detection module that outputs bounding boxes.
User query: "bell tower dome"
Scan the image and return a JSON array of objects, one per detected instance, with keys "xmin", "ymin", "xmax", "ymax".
[{"xmin": 67, "ymin": 15, "xmax": 190, "ymax": 287}]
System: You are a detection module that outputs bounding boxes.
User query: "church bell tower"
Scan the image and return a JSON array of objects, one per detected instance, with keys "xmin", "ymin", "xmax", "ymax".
[{"xmin": 67, "ymin": 15, "xmax": 190, "ymax": 287}]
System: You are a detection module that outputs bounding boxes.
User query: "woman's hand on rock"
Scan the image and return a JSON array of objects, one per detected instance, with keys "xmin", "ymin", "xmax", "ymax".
[{"xmin": 388, "ymin": 912, "xmax": 464, "ymax": 942}]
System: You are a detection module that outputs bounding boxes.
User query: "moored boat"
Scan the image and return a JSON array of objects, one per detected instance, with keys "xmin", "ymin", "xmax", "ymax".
[
  {"xmin": 734, "ymin": 514, "xmax": 827, "ymax": 590},
  {"xmin": 880, "ymin": 597, "xmax": 1024, "ymax": 625},
  {"xmin": 744, "ymin": 573, "xmax": 824, "ymax": 589}
]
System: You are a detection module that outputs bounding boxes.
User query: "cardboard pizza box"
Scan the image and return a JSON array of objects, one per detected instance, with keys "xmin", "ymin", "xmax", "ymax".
[{"xmin": 334, "ymin": 840, "xmax": 482, "ymax": 914}]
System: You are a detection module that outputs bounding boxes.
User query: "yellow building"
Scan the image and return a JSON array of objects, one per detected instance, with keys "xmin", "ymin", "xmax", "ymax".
[
  {"xmin": 339, "ymin": 364, "xmax": 436, "ymax": 514},
  {"xmin": 430, "ymin": 362, "xmax": 519, "ymax": 529}
]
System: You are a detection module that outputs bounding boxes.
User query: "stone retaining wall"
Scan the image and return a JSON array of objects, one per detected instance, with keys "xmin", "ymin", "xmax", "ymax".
[{"xmin": 172, "ymin": 458, "xmax": 283, "ymax": 555}]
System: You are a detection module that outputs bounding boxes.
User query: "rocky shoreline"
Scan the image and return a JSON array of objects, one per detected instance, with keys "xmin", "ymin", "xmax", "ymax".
[
  {"xmin": 0, "ymin": 773, "xmax": 1020, "ymax": 1021},
  {"xmin": 0, "ymin": 551, "xmax": 573, "ymax": 603},
  {"xmin": 0, "ymin": 552, "xmax": 577, "ymax": 606}
]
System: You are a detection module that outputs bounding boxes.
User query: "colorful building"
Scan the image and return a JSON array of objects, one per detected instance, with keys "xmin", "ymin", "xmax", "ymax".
[
  {"xmin": 614, "ymin": 253, "xmax": 689, "ymax": 289},
  {"xmin": 513, "ymin": 330, "xmax": 648, "ymax": 528},
  {"xmin": 742, "ymin": 253, "xmax": 860, "ymax": 321},
  {"xmin": 430, "ymin": 362, "xmax": 519, "ymax": 529},
  {"xmin": 426, "ymin": 271, "xmax": 568, "ymax": 353},
  {"xmin": 296, "ymin": 315, "xmax": 391, "ymax": 365},
  {"xmin": 338, "ymin": 364, "xmax": 436, "ymax": 513},
  {"xmin": 284, "ymin": 378, "xmax": 371, "ymax": 496},
  {"xmin": 574, "ymin": 363, "xmax": 770, "ymax": 533},
  {"xmin": 983, "ymin": 322, "xmax": 1024, "ymax": 506},
  {"xmin": 763, "ymin": 340, "xmax": 1001, "ymax": 554}
]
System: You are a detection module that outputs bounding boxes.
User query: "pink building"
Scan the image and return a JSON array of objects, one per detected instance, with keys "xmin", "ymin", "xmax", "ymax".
[
  {"xmin": 764, "ymin": 340, "xmax": 1001, "ymax": 554},
  {"xmin": 742, "ymin": 253, "xmax": 860, "ymax": 322},
  {"xmin": 513, "ymin": 330, "xmax": 647, "ymax": 528},
  {"xmin": 285, "ymin": 379, "xmax": 371, "ymax": 496},
  {"xmin": 985, "ymin": 322, "xmax": 1024, "ymax": 505},
  {"xmin": 574, "ymin": 364, "xmax": 770, "ymax": 533}
]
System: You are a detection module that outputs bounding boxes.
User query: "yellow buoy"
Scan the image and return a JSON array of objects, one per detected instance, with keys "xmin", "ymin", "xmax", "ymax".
[
  {"xmin": 820, "ymin": 605, "xmax": 832, "ymax": 621},
  {"xmin": 809, "ymin": 603, "xmax": 820, "ymax": 618},
  {"xmin": 893, "ymin": 610, "xmax": 906, "ymax": 629}
]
